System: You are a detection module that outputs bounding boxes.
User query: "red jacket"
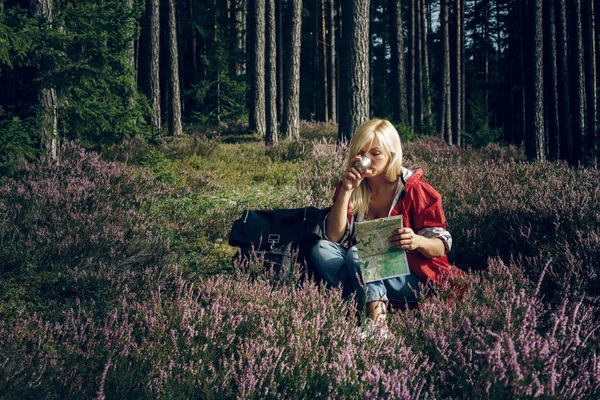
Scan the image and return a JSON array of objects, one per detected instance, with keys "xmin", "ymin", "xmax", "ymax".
[{"xmin": 334, "ymin": 167, "xmax": 462, "ymax": 286}]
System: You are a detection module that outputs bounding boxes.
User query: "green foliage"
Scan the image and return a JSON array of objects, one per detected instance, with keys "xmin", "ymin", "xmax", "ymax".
[
  {"xmin": 464, "ymin": 94, "xmax": 503, "ymax": 148},
  {"xmin": 0, "ymin": 6, "xmax": 40, "ymax": 68},
  {"xmin": 0, "ymin": 112, "xmax": 40, "ymax": 175},
  {"xmin": 50, "ymin": 0, "xmax": 150, "ymax": 145}
]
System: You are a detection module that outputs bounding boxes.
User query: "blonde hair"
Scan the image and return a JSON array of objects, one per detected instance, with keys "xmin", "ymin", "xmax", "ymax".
[{"xmin": 347, "ymin": 118, "xmax": 403, "ymax": 216}]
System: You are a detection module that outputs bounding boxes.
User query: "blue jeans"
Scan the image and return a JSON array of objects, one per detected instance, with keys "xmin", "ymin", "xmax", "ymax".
[{"xmin": 309, "ymin": 240, "xmax": 421, "ymax": 305}]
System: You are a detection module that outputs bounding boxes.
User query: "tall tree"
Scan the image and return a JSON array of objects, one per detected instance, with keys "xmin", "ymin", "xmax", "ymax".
[
  {"xmin": 265, "ymin": 0, "xmax": 278, "ymax": 144},
  {"xmin": 168, "ymin": 0, "xmax": 182, "ymax": 136},
  {"xmin": 31, "ymin": 0, "xmax": 57, "ymax": 158},
  {"xmin": 321, "ymin": 0, "xmax": 329, "ymax": 122},
  {"xmin": 544, "ymin": 0, "xmax": 560, "ymax": 159},
  {"xmin": 555, "ymin": 0, "xmax": 572, "ymax": 161},
  {"xmin": 414, "ymin": 0, "xmax": 423, "ymax": 130},
  {"xmin": 407, "ymin": 0, "xmax": 415, "ymax": 127},
  {"xmin": 451, "ymin": 0, "xmax": 462, "ymax": 146},
  {"xmin": 569, "ymin": 0, "xmax": 586, "ymax": 164},
  {"xmin": 248, "ymin": 0, "xmax": 266, "ymax": 135},
  {"xmin": 338, "ymin": 0, "xmax": 370, "ymax": 141},
  {"xmin": 149, "ymin": 0, "xmax": 161, "ymax": 135},
  {"xmin": 525, "ymin": 0, "xmax": 545, "ymax": 160},
  {"xmin": 582, "ymin": 0, "xmax": 596, "ymax": 164},
  {"xmin": 281, "ymin": 0, "xmax": 302, "ymax": 140},
  {"xmin": 328, "ymin": 0, "xmax": 337, "ymax": 122},
  {"xmin": 420, "ymin": 0, "xmax": 431, "ymax": 117},
  {"xmin": 437, "ymin": 0, "xmax": 451, "ymax": 143},
  {"xmin": 389, "ymin": 0, "xmax": 407, "ymax": 124}
]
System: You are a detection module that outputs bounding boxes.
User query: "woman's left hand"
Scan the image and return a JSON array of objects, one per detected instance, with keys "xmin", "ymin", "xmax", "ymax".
[{"xmin": 389, "ymin": 227, "xmax": 421, "ymax": 251}]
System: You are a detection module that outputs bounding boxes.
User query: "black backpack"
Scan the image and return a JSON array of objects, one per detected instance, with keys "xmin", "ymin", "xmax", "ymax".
[{"xmin": 228, "ymin": 207, "xmax": 328, "ymax": 282}]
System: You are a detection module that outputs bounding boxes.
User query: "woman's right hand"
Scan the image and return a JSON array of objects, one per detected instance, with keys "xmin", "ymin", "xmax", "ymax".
[{"xmin": 341, "ymin": 155, "xmax": 366, "ymax": 192}]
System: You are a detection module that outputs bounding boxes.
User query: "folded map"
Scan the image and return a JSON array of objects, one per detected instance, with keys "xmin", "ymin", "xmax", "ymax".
[{"xmin": 355, "ymin": 215, "xmax": 410, "ymax": 283}]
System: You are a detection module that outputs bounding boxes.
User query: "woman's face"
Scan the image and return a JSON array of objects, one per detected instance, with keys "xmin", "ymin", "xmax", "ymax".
[{"xmin": 357, "ymin": 135, "xmax": 389, "ymax": 178}]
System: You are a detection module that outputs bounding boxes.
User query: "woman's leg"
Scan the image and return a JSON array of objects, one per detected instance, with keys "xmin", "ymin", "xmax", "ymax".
[
  {"xmin": 383, "ymin": 269, "xmax": 422, "ymax": 303},
  {"xmin": 309, "ymin": 240, "xmax": 356, "ymax": 299},
  {"xmin": 346, "ymin": 246, "xmax": 389, "ymax": 322}
]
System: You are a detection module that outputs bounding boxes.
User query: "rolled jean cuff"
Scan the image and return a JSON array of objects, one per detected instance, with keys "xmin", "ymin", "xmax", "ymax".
[{"xmin": 366, "ymin": 280, "xmax": 389, "ymax": 303}]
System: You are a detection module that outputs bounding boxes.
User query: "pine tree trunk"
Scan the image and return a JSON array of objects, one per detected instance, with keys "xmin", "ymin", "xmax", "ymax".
[
  {"xmin": 338, "ymin": 0, "xmax": 370, "ymax": 141},
  {"xmin": 276, "ymin": 0, "xmax": 283, "ymax": 120},
  {"xmin": 437, "ymin": 0, "xmax": 451, "ymax": 143},
  {"xmin": 421, "ymin": 0, "xmax": 430, "ymax": 117},
  {"xmin": 545, "ymin": 0, "xmax": 560, "ymax": 159},
  {"xmin": 451, "ymin": 0, "xmax": 462, "ymax": 146},
  {"xmin": 555, "ymin": 0, "xmax": 572, "ymax": 161},
  {"xmin": 281, "ymin": 0, "xmax": 302, "ymax": 140},
  {"xmin": 570, "ymin": 0, "xmax": 586, "ymax": 164},
  {"xmin": 265, "ymin": 0, "xmax": 278, "ymax": 144},
  {"xmin": 407, "ymin": 0, "xmax": 415, "ymax": 128},
  {"xmin": 328, "ymin": 0, "xmax": 337, "ymax": 123},
  {"xmin": 32, "ymin": 0, "xmax": 58, "ymax": 159},
  {"xmin": 582, "ymin": 0, "xmax": 596, "ymax": 164},
  {"xmin": 526, "ymin": 0, "xmax": 545, "ymax": 160},
  {"xmin": 248, "ymin": 0, "xmax": 266, "ymax": 135},
  {"xmin": 167, "ymin": 0, "xmax": 182, "ymax": 136},
  {"xmin": 414, "ymin": 0, "xmax": 423, "ymax": 130},
  {"xmin": 389, "ymin": 0, "xmax": 407, "ymax": 124},
  {"xmin": 149, "ymin": 0, "xmax": 161, "ymax": 135},
  {"xmin": 321, "ymin": 0, "xmax": 329, "ymax": 122}
]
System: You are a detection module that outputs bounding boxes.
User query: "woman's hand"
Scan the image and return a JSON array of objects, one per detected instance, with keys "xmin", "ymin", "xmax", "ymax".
[
  {"xmin": 341, "ymin": 155, "xmax": 367, "ymax": 192},
  {"xmin": 389, "ymin": 227, "xmax": 446, "ymax": 258},
  {"xmin": 389, "ymin": 227, "xmax": 421, "ymax": 251}
]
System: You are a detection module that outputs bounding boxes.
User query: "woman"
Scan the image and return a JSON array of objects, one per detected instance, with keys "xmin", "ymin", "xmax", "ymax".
[{"xmin": 310, "ymin": 118, "xmax": 462, "ymax": 331}]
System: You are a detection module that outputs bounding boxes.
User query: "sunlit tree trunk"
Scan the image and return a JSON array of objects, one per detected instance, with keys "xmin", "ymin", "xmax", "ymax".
[
  {"xmin": 282, "ymin": 0, "xmax": 302, "ymax": 140},
  {"xmin": 421, "ymin": 0, "xmax": 430, "ymax": 117},
  {"xmin": 265, "ymin": 0, "xmax": 278, "ymax": 144},
  {"xmin": 451, "ymin": 0, "xmax": 462, "ymax": 146},
  {"xmin": 526, "ymin": 0, "xmax": 545, "ymax": 160},
  {"xmin": 248, "ymin": 0, "xmax": 266, "ymax": 135},
  {"xmin": 328, "ymin": 0, "xmax": 337, "ymax": 123},
  {"xmin": 338, "ymin": 0, "xmax": 370, "ymax": 141},
  {"xmin": 276, "ymin": 0, "xmax": 283, "ymax": 120},
  {"xmin": 414, "ymin": 0, "xmax": 423, "ymax": 130},
  {"xmin": 437, "ymin": 0, "xmax": 451, "ymax": 143},
  {"xmin": 389, "ymin": 0, "xmax": 407, "ymax": 124},
  {"xmin": 149, "ymin": 0, "xmax": 161, "ymax": 135},
  {"xmin": 31, "ymin": 0, "xmax": 58, "ymax": 159},
  {"xmin": 167, "ymin": 0, "xmax": 182, "ymax": 136},
  {"xmin": 555, "ymin": 0, "xmax": 572, "ymax": 161},
  {"xmin": 407, "ymin": 0, "xmax": 415, "ymax": 128}
]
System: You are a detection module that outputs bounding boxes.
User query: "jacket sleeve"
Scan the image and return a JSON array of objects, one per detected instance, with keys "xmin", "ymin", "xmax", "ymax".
[{"xmin": 409, "ymin": 182, "xmax": 447, "ymax": 232}]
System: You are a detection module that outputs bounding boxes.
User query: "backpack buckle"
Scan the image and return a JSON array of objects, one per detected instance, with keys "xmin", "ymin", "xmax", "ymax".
[{"xmin": 268, "ymin": 234, "xmax": 280, "ymax": 249}]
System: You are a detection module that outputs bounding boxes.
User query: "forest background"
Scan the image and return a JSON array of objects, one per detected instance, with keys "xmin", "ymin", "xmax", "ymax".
[{"xmin": 1, "ymin": 0, "xmax": 600, "ymax": 398}]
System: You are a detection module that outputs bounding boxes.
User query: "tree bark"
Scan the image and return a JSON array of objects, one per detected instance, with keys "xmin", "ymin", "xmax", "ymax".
[
  {"xmin": 338, "ymin": 0, "xmax": 370, "ymax": 141},
  {"xmin": 582, "ymin": 0, "xmax": 596, "ymax": 164},
  {"xmin": 569, "ymin": 0, "xmax": 586, "ymax": 164},
  {"xmin": 526, "ymin": 0, "xmax": 545, "ymax": 160},
  {"xmin": 248, "ymin": 0, "xmax": 266, "ymax": 135},
  {"xmin": 321, "ymin": 0, "xmax": 329, "ymax": 122},
  {"xmin": 414, "ymin": 0, "xmax": 423, "ymax": 130},
  {"xmin": 389, "ymin": 0, "xmax": 407, "ymax": 124},
  {"xmin": 276, "ymin": 0, "xmax": 283, "ymax": 120},
  {"xmin": 437, "ymin": 0, "xmax": 451, "ymax": 143},
  {"xmin": 407, "ymin": 0, "xmax": 415, "ymax": 128},
  {"xmin": 265, "ymin": 0, "xmax": 278, "ymax": 144},
  {"xmin": 328, "ymin": 0, "xmax": 337, "ymax": 123},
  {"xmin": 555, "ymin": 0, "xmax": 572, "ymax": 161},
  {"xmin": 281, "ymin": 0, "xmax": 302, "ymax": 140},
  {"xmin": 545, "ymin": 0, "xmax": 560, "ymax": 159},
  {"xmin": 420, "ymin": 0, "xmax": 430, "ymax": 117},
  {"xmin": 149, "ymin": 0, "xmax": 161, "ymax": 135},
  {"xmin": 451, "ymin": 0, "xmax": 462, "ymax": 146},
  {"xmin": 168, "ymin": 0, "xmax": 182, "ymax": 136},
  {"xmin": 31, "ymin": 0, "xmax": 58, "ymax": 159}
]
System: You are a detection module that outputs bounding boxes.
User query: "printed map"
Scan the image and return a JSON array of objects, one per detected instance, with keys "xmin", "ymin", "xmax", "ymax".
[{"xmin": 355, "ymin": 215, "xmax": 410, "ymax": 283}]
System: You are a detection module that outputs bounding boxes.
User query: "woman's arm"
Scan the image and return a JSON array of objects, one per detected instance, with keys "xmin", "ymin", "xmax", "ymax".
[
  {"xmin": 389, "ymin": 227, "xmax": 446, "ymax": 258},
  {"xmin": 326, "ymin": 156, "xmax": 366, "ymax": 242},
  {"xmin": 325, "ymin": 188, "xmax": 352, "ymax": 242}
]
